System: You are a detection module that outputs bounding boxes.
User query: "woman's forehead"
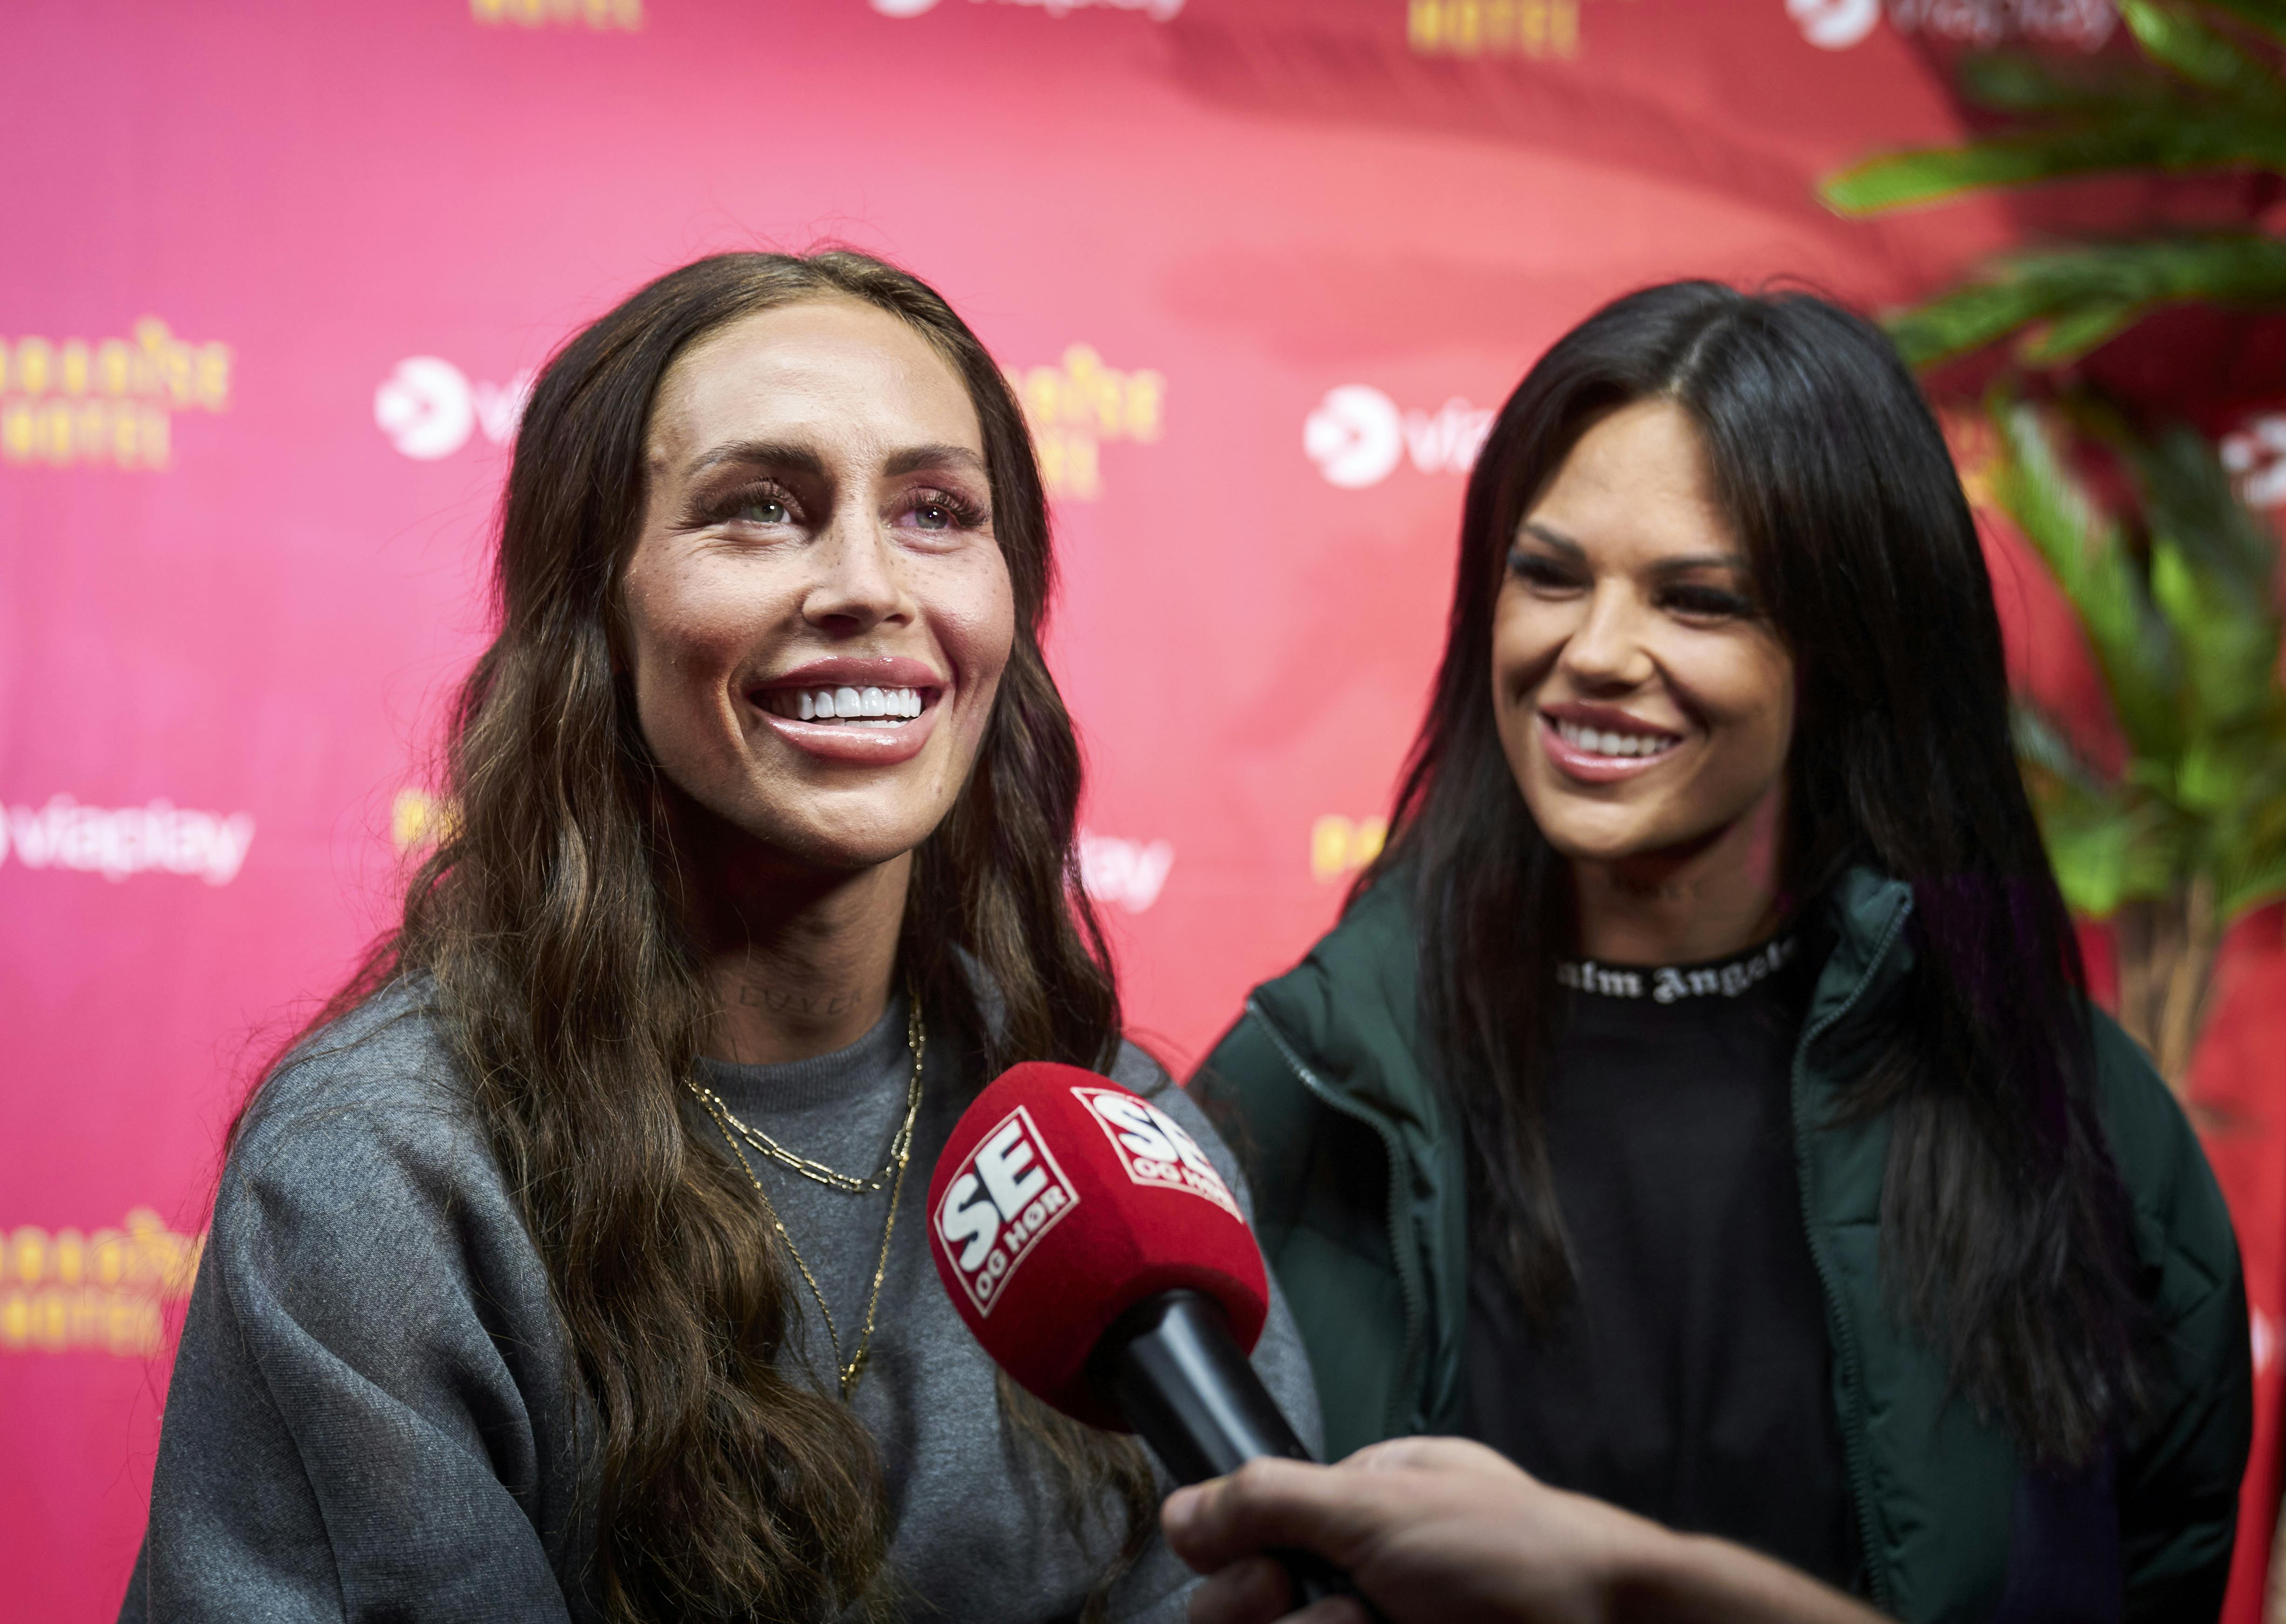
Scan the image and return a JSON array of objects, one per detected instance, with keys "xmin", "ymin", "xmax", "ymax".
[
  {"xmin": 1525, "ymin": 401, "xmax": 1740, "ymax": 564},
  {"xmin": 650, "ymin": 299, "xmax": 982, "ymax": 468}
]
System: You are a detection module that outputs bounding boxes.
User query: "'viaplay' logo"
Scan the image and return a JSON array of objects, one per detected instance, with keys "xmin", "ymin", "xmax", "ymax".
[
  {"xmin": 375, "ymin": 357, "xmax": 534, "ymax": 460},
  {"xmin": 1, "ymin": 795, "xmax": 255, "ymax": 885},
  {"xmin": 935, "ymin": 1106, "xmax": 1082, "ymax": 1316},
  {"xmin": 0, "ymin": 321, "xmax": 230, "ymax": 470},
  {"xmin": 1304, "ymin": 384, "xmax": 1493, "ymax": 489}
]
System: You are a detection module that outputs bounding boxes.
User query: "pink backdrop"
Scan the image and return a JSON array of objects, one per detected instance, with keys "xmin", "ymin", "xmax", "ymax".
[{"xmin": 5, "ymin": 1, "xmax": 2277, "ymax": 1618}]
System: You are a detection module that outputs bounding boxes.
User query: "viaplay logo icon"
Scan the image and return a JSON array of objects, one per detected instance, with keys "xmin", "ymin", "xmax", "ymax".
[
  {"xmin": 374, "ymin": 358, "xmax": 532, "ymax": 461},
  {"xmin": 1304, "ymin": 384, "xmax": 1494, "ymax": 489},
  {"xmin": 1786, "ymin": 0, "xmax": 1880, "ymax": 49},
  {"xmin": 934, "ymin": 1106, "xmax": 1081, "ymax": 1317}
]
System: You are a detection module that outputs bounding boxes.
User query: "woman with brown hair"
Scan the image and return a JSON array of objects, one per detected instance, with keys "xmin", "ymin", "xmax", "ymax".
[{"xmin": 121, "ymin": 250, "xmax": 1316, "ymax": 1624}]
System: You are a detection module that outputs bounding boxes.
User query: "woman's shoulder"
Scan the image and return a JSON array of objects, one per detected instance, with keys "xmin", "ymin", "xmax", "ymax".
[
  {"xmin": 1192, "ymin": 870, "xmax": 1427, "ymax": 1116},
  {"xmin": 222, "ymin": 978, "xmax": 508, "ymax": 1241},
  {"xmin": 2086, "ymin": 1009, "xmax": 2241, "ymax": 1306}
]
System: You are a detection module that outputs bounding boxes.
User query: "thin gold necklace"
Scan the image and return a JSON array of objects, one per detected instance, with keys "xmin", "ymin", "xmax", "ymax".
[
  {"xmin": 687, "ymin": 992, "xmax": 924, "ymax": 1401},
  {"xmin": 687, "ymin": 995, "xmax": 923, "ymax": 1193}
]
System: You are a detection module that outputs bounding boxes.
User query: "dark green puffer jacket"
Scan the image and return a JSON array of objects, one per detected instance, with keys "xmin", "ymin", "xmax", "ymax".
[{"xmin": 1193, "ymin": 867, "xmax": 2251, "ymax": 1623}]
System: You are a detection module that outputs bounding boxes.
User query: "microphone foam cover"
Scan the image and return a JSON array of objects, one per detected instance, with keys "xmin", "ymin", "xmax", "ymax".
[{"xmin": 927, "ymin": 1061, "xmax": 1271, "ymax": 1429}]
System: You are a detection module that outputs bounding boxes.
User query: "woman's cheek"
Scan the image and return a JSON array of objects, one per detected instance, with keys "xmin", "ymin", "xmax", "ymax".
[{"xmin": 933, "ymin": 558, "xmax": 1017, "ymax": 714}]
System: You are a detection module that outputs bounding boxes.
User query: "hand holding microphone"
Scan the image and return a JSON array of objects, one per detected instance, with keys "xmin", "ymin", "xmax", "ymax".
[
  {"xmin": 1161, "ymin": 1439, "xmax": 1887, "ymax": 1624},
  {"xmin": 926, "ymin": 1062, "xmax": 1369, "ymax": 1615}
]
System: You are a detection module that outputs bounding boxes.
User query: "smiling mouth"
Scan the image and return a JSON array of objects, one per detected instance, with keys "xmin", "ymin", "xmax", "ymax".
[
  {"xmin": 757, "ymin": 685, "xmax": 927, "ymax": 726},
  {"xmin": 1549, "ymin": 717, "xmax": 1682, "ymax": 761}
]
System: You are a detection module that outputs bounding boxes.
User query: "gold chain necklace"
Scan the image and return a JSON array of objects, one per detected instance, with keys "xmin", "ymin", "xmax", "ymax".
[
  {"xmin": 687, "ymin": 991, "xmax": 925, "ymax": 1401},
  {"xmin": 687, "ymin": 997, "xmax": 923, "ymax": 1193}
]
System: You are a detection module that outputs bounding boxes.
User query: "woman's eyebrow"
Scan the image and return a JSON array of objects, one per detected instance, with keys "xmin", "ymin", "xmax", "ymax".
[
  {"xmin": 682, "ymin": 440, "xmax": 829, "ymax": 481},
  {"xmin": 1518, "ymin": 521, "xmax": 1584, "ymax": 556},
  {"xmin": 884, "ymin": 444, "xmax": 988, "ymax": 479},
  {"xmin": 1649, "ymin": 551, "xmax": 1752, "ymax": 576}
]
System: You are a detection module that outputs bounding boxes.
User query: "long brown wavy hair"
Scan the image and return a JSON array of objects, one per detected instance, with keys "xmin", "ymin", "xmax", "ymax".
[{"xmin": 255, "ymin": 251, "xmax": 1156, "ymax": 1622}]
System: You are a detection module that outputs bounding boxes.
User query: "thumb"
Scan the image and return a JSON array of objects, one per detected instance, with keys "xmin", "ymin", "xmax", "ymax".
[{"xmin": 1162, "ymin": 1458, "xmax": 1384, "ymax": 1577}]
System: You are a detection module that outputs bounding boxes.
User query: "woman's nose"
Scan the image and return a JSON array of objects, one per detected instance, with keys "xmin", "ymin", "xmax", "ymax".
[
  {"xmin": 1560, "ymin": 585, "xmax": 1656, "ymax": 690},
  {"xmin": 804, "ymin": 507, "xmax": 912, "ymax": 633}
]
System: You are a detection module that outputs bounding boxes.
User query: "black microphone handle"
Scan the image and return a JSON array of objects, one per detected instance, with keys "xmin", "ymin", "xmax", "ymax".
[{"xmin": 1091, "ymin": 1290, "xmax": 1386, "ymax": 1621}]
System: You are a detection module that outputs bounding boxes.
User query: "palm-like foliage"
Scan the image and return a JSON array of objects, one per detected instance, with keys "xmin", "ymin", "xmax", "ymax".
[
  {"xmin": 1991, "ymin": 401, "xmax": 2286, "ymax": 1080},
  {"xmin": 1823, "ymin": 0, "xmax": 2286, "ymax": 1088},
  {"xmin": 1825, "ymin": 0, "xmax": 2286, "ymax": 370}
]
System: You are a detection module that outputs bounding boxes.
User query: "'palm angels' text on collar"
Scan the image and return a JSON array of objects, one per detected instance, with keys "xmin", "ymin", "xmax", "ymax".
[{"xmin": 1556, "ymin": 934, "xmax": 1799, "ymax": 1004}]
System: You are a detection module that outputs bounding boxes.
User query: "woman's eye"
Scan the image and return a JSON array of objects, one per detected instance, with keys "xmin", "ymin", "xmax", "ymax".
[
  {"xmin": 1507, "ymin": 550, "xmax": 1580, "ymax": 590},
  {"xmin": 733, "ymin": 496, "xmax": 791, "ymax": 526},
  {"xmin": 1665, "ymin": 585, "xmax": 1754, "ymax": 619},
  {"xmin": 897, "ymin": 494, "xmax": 981, "ymax": 533}
]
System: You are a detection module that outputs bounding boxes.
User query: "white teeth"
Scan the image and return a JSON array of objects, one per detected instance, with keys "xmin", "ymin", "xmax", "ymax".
[
  {"xmin": 764, "ymin": 686, "xmax": 925, "ymax": 723},
  {"xmin": 1555, "ymin": 719, "xmax": 1676, "ymax": 759}
]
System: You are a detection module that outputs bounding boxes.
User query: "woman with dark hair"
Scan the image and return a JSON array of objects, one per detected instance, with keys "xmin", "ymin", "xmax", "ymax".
[
  {"xmin": 1195, "ymin": 283, "xmax": 2248, "ymax": 1620},
  {"xmin": 123, "ymin": 250, "xmax": 1316, "ymax": 1624}
]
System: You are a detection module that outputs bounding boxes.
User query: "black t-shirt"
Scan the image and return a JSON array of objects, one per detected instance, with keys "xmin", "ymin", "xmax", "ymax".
[{"xmin": 1459, "ymin": 932, "xmax": 1857, "ymax": 1591}]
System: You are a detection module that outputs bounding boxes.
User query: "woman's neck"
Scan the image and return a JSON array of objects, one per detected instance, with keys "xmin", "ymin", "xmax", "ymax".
[
  {"xmin": 1569, "ymin": 784, "xmax": 1787, "ymax": 966},
  {"xmin": 669, "ymin": 801, "xmax": 911, "ymax": 1066}
]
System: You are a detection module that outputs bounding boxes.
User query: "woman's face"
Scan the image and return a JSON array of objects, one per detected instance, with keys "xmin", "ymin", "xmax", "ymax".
[
  {"xmin": 1492, "ymin": 398, "xmax": 1794, "ymax": 869},
  {"xmin": 622, "ymin": 297, "xmax": 1015, "ymax": 871}
]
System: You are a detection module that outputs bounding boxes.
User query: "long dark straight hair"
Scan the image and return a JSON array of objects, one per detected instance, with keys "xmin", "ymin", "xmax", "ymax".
[
  {"xmin": 1365, "ymin": 281, "xmax": 2141, "ymax": 1464},
  {"xmin": 250, "ymin": 251, "xmax": 1153, "ymax": 1621}
]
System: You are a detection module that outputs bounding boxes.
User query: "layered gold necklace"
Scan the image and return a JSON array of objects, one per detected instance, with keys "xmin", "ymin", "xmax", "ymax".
[{"xmin": 686, "ymin": 991, "xmax": 924, "ymax": 1401}]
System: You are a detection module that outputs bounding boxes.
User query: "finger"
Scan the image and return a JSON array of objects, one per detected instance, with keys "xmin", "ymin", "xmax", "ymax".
[
  {"xmin": 1188, "ymin": 1554, "xmax": 1291, "ymax": 1624},
  {"xmin": 1344, "ymin": 1435, "xmax": 1525, "ymax": 1482},
  {"xmin": 1163, "ymin": 1458, "xmax": 1385, "ymax": 1575},
  {"xmin": 1285, "ymin": 1602, "xmax": 1374, "ymax": 1624}
]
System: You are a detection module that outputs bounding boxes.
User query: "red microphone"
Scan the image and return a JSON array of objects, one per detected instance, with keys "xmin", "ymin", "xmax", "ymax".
[
  {"xmin": 928, "ymin": 1063, "xmax": 1377, "ymax": 1615},
  {"xmin": 927, "ymin": 1061, "xmax": 1303, "ymax": 1470}
]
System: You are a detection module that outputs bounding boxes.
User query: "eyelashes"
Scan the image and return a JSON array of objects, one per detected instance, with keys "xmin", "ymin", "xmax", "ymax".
[
  {"xmin": 900, "ymin": 491, "xmax": 990, "ymax": 531},
  {"xmin": 1505, "ymin": 547, "xmax": 1760, "ymax": 621},
  {"xmin": 687, "ymin": 481, "xmax": 990, "ymax": 532}
]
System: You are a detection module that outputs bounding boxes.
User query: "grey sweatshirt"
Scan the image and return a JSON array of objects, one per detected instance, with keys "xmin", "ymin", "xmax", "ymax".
[{"xmin": 121, "ymin": 981, "xmax": 1321, "ymax": 1623}]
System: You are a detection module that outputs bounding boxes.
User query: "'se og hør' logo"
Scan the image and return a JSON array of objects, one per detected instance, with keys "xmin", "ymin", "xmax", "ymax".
[
  {"xmin": 1075, "ymin": 1088, "xmax": 1240, "ymax": 1220},
  {"xmin": 934, "ymin": 1106, "xmax": 1081, "ymax": 1316}
]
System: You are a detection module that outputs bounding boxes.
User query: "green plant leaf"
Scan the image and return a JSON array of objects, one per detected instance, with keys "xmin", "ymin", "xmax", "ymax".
[
  {"xmin": 2020, "ymin": 300, "xmax": 2150, "ymax": 363},
  {"xmin": 1992, "ymin": 401, "xmax": 2187, "ymax": 762},
  {"xmin": 1885, "ymin": 236, "xmax": 2286, "ymax": 367},
  {"xmin": 1957, "ymin": 48, "xmax": 2181, "ymax": 115},
  {"xmin": 1822, "ymin": 112, "xmax": 2286, "ymax": 214},
  {"xmin": 2196, "ymin": 0, "xmax": 2286, "ymax": 48},
  {"xmin": 2123, "ymin": 0, "xmax": 2286, "ymax": 107},
  {"xmin": 2012, "ymin": 702, "xmax": 2110, "ymax": 796}
]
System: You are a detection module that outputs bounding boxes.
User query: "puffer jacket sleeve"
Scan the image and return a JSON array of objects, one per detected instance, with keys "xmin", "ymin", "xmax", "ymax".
[{"xmin": 2094, "ymin": 1014, "xmax": 2254, "ymax": 1623}]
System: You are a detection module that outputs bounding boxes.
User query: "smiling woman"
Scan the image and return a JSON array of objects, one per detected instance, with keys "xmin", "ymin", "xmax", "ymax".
[
  {"xmin": 120, "ymin": 252, "xmax": 1318, "ymax": 1624},
  {"xmin": 1192, "ymin": 282, "xmax": 2250, "ymax": 1623}
]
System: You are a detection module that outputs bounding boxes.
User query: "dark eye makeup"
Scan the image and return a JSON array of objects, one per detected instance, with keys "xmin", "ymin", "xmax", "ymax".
[
  {"xmin": 1505, "ymin": 545, "xmax": 1759, "ymax": 620},
  {"xmin": 1506, "ymin": 547, "xmax": 1584, "ymax": 588}
]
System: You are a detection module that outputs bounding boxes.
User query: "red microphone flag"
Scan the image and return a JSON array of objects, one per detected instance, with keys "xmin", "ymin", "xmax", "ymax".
[{"xmin": 926, "ymin": 1061, "xmax": 1272, "ymax": 1428}]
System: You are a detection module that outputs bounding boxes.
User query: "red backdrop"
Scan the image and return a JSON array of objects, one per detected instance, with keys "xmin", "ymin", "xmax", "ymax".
[{"xmin": 5, "ymin": 1, "xmax": 2278, "ymax": 1618}]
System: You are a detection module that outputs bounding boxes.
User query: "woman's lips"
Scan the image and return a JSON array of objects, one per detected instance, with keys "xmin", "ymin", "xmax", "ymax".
[
  {"xmin": 750, "ymin": 687, "xmax": 942, "ymax": 766},
  {"xmin": 1538, "ymin": 712, "xmax": 1684, "ymax": 785}
]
